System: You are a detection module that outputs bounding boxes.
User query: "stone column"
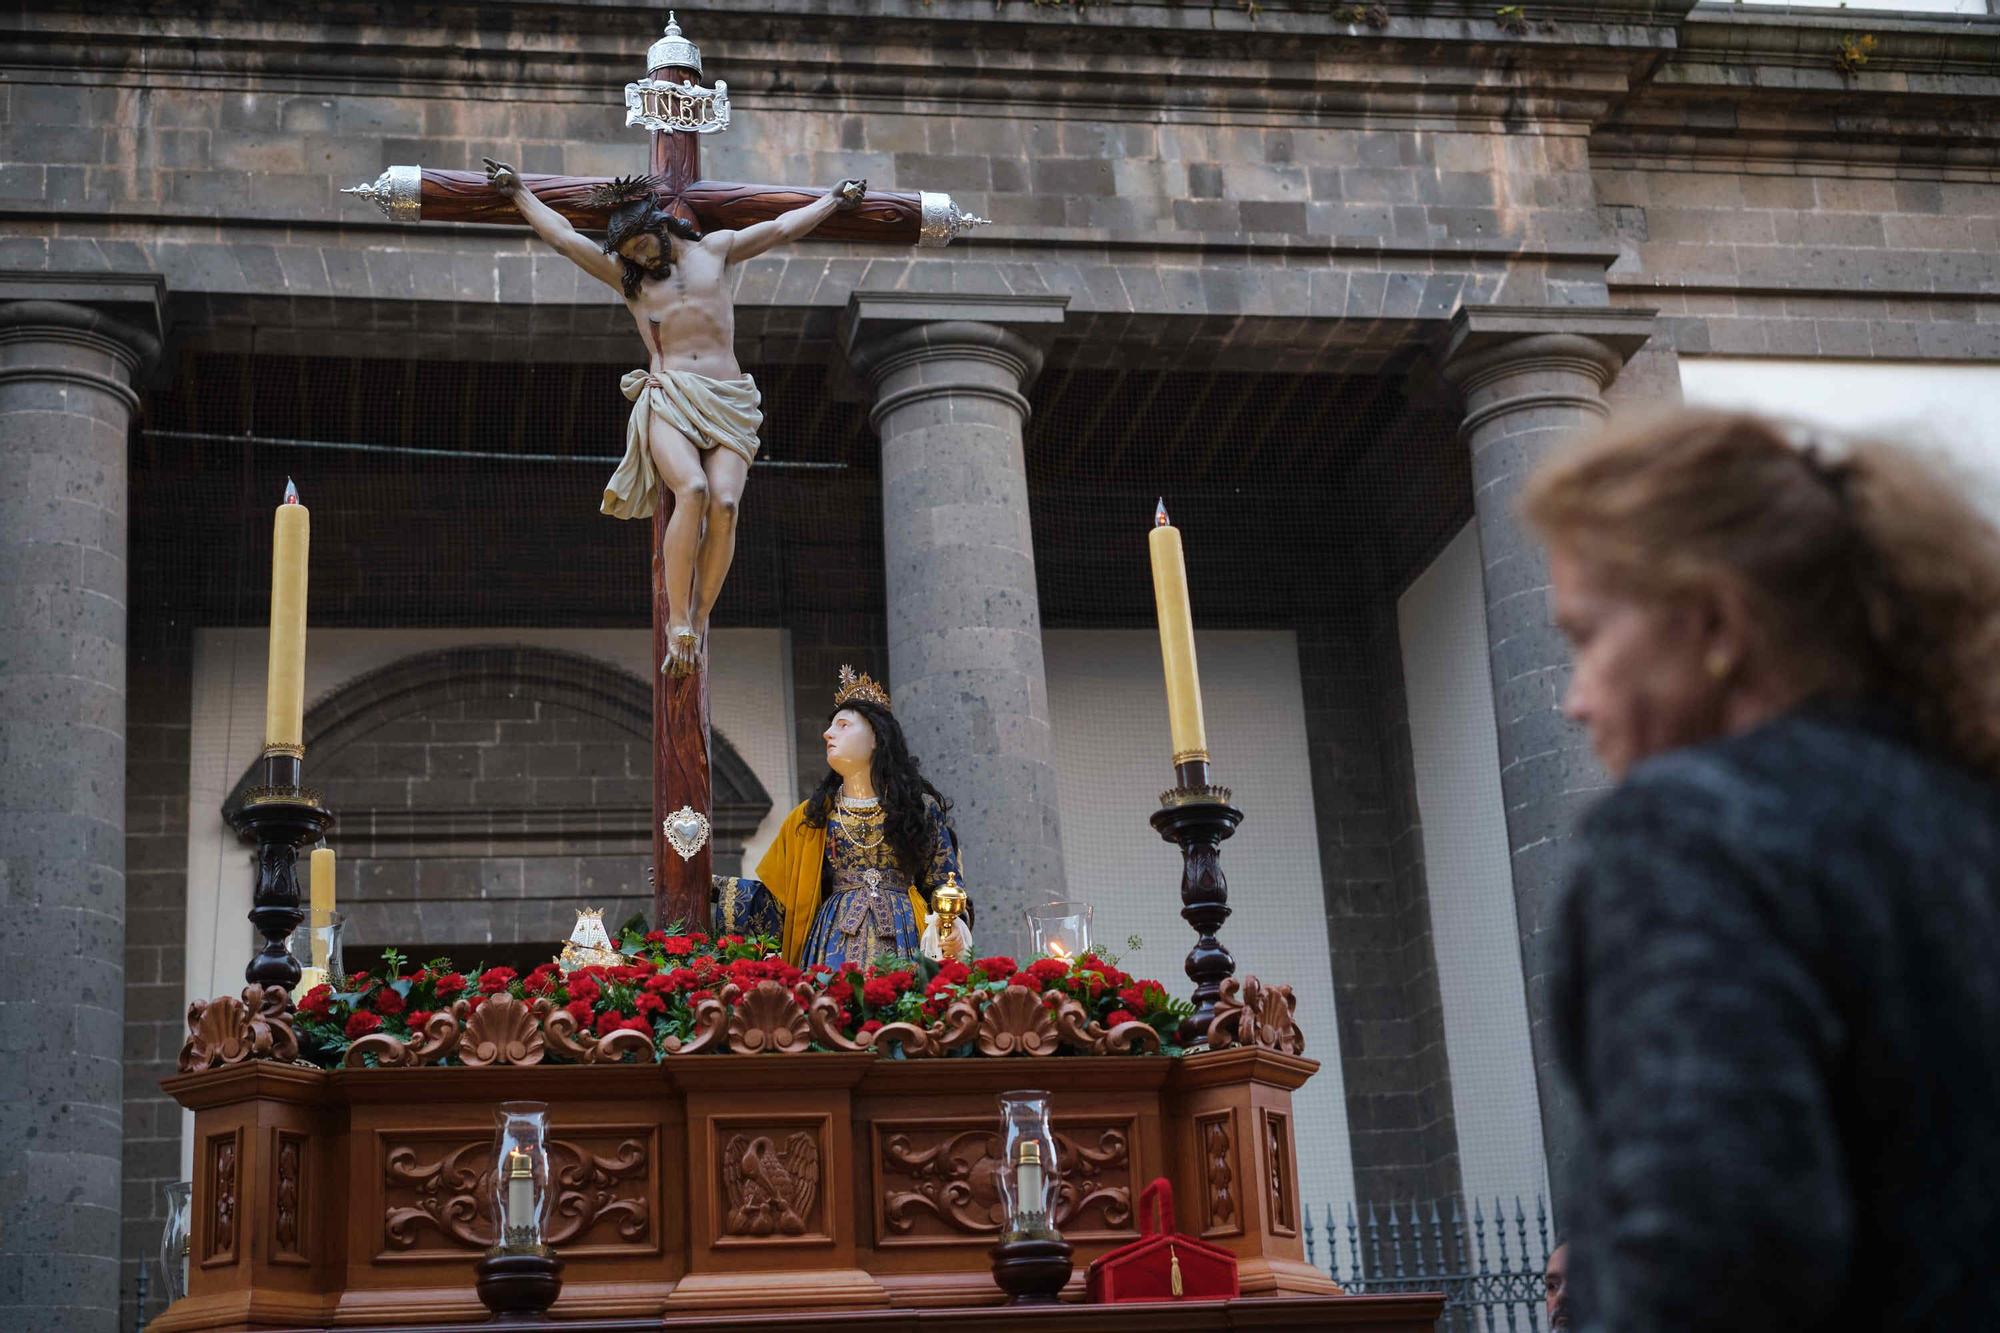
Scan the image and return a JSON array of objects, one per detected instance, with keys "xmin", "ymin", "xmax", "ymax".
[
  {"xmin": 845, "ymin": 293, "xmax": 1069, "ymax": 955},
  {"xmin": 0, "ymin": 295, "xmax": 158, "ymax": 1333},
  {"xmin": 1440, "ymin": 305, "xmax": 1653, "ymax": 1205}
]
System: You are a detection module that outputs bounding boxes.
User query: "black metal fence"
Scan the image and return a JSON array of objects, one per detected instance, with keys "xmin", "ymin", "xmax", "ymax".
[{"xmin": 1308, "ymin": 1195, "xmax": 1554, "ymax": 1332}]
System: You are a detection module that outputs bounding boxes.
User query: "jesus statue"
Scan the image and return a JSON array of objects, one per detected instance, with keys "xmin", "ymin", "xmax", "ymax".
[{"xmin": 484, "ymin": 157, "xmax": 866, "ymax": 675}]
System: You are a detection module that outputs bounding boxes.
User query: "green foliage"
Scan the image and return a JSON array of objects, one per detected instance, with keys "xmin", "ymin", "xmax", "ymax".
[{"xmin": 1834, "ymin": 32, "xmax": 1877, "ymax": 76}]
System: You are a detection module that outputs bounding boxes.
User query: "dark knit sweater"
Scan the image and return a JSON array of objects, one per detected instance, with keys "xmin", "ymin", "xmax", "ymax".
[{"xmin": 1552, "ymin": 701, "xmax": 2000, "ymax": 1333}]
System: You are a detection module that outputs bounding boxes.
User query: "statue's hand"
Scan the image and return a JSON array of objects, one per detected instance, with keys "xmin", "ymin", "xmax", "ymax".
[
  {"xmin": 482, "ymin": 156, "xmax": 520, "ymax": 196},
  {"xmin": 832, "ymin": 178, "xmax": 868, "ymax": 211}
]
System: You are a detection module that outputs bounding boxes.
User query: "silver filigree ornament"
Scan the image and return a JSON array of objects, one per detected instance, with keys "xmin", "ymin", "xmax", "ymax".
[
  {"xmin": 917, "ymin": 192, "xmax": 991, "ymax": 248},
  {"xmin": 647, "ymin": 11, "xmax": 702, "ymax": 75},
  {"xmin": 341, "ymin": 165, "xmax": 422, "ymax": 222},
  {"xmin": 663, "ymin": 805, "xmax": 712, "ymax": 861},
  {"xmin": 624, "ymin": 78, "xmax": 731, "ymax": 135}
]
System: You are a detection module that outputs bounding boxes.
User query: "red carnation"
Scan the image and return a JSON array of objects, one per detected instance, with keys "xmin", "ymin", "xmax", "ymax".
[
  {"xmin": 645, "ymin": 930, "xmax": 668, "ymax": 944},
  {"xmin": 1117, "ymin": 984, "xmax": 1145, "ymax": 1011},
  {"xmin": 862, "ymin": 977, "xmax": 900, "ymax": 1007},
  {"xmin": 973, "ymin": 956, "xmax": 1019, "ymax": 979},
  {"xmin": 594, "ymin": 1010, "xmax": 631, "ymax": 1038},
  {"xmin": 662, "ymin": 936, "xmax": 695, "ymax": 957},
  {"xmin": 479, "ymin": 967, "xmax": 517, "ymax": 994},
  {"xmin": 567, "ymin": 974, "xmax": 603, "ymax": 1006},
  {"xmin": 523, "ymin": 964, "xmax": 560, "ymax": 995},
  {"xmin": 373, "ymin": 987, "xmax": 407, "ymax": 1016},
  {"xmin": 564, "ymin": 999, "xmax": 593, "ymax": 1026},
  {"xmin": 297, "ymin": 985, "xmax": 333, "ymax": 1018},
  {"xmin": 859, "ymin": 1019, "xmax": 883, "ymax": 1036},
  {"xmin": 1028, "ymin": 957, "xmax": 1070, "ymax": 984},
  {"xmin": 635, "ymin": 992, "xmax": 666, "ymax": 1017},
  {"xmin": 1105, "ymin": 1009, "xmax": 1138, "ymax": 1028},
  {"xmin": 433, "ymin": 972, "xmax": 468, "ymax": 998},
  {"xmin": 344, "ymin": 1011, "xmax": 382, "ymax": 1038},
  {"xmin": 934, "ymin": 960, "xmax": 970, "ymax": 986},
  {"xmin": 406, "ymin": 1009, "xmax": 434, "ymax": 1031},
  {"xmin": 689, "ymin": 988, "xmax": 716, "ymax": 1004}
]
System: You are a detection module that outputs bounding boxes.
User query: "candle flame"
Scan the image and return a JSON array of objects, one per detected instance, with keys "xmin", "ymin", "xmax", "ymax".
[
  {"xmin": 1154, "ymin": 498, "xmax": 1170, "ymax": 527},
  {"xmin": 1047, "ymin": 940, "xmax": 1072, "ymax": 961},
  {"xmin": 282, "ymin": 478, "xmax": 301, "ymax": 505}
]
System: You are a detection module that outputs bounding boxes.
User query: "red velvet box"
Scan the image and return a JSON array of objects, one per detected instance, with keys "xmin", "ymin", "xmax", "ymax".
[{"xmin": 1086, "ymin": 1178, "xmax": 1240, "ymax": 1303}]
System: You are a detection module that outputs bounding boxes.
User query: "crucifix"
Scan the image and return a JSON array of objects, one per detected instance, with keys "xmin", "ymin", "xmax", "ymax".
[{"xmin": 344, "ymin": 13, "xmax": 986, "ymax": 930}]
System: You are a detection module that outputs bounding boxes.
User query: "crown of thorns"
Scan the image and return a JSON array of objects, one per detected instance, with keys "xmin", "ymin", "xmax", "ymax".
[{"xmin": 585, "ymin": 173, "xmax": 666, "ymax": 210}]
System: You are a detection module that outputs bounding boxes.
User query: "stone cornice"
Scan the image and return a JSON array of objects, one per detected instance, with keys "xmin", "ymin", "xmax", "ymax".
[
  {"xmin": 1595, "ymin": 6, "xmax": 2000, "ymax": 173},
  {"xmin": 4, "ymin": 0, "xmax": 1680, "ymax": 127}
]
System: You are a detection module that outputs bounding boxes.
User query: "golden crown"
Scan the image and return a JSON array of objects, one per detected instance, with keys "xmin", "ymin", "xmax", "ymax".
[{"xmin": 834, "ymin": 664, "xmax": 891, "ymax": 711}]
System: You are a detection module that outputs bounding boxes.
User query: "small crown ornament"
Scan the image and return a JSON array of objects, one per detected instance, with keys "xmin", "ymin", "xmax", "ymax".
[{"xmin": 833, "ymin": 665, "xmax": 891, "ymax": 710}]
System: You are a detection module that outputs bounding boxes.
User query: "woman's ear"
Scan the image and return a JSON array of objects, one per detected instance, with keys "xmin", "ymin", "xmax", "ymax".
[{"xmin": 1691, "ymin": 575, "xmax": 1760, "ymax": 684}]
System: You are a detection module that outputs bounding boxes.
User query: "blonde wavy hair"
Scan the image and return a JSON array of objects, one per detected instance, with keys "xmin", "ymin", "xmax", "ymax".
[{"xmin": 1522, "ymin": 408, "xmax": 2000, "ymax": 781}]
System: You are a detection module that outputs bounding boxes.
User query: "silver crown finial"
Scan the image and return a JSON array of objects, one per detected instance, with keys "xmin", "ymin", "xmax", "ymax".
[{"xmin": 648, "ymin": 10, "xmax": 702, "ymax": 75}]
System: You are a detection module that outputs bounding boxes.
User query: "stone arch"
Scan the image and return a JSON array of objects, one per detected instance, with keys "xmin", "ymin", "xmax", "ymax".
[{"xmin": 222, "ymin": 645, "xmax": 771, "ymax": 955}]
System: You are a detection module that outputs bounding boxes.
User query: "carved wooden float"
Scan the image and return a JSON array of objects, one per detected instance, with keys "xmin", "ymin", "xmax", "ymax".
[{"xmin": 152, "ymin": 977, "xmax": 1440, "ymax": 1330}]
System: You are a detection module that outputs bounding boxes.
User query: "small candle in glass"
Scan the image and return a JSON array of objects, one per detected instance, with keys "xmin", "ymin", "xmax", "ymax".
[
  {"xmin": 490, "ymin": 1101, "xmax": 552, "ymax": 1255},
  {"xmin": 997, "ymin": 1090, "xmax": 1060, "ymax": 1242},
  {"xmin": 1025, "ymin": 901, "xmax": 1092, "ymax": 962}
]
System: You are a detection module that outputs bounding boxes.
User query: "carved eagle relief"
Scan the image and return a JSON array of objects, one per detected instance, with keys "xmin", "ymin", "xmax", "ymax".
[{"xmin": 722, "ymin": 1132, "xmax": 819, "ymax": 1236}]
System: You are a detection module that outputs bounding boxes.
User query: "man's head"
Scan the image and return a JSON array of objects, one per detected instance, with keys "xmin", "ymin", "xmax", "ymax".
[
  {"xmin": 1544, "ymin": 1241, "xmax": 1569, "ymax": 1330},
  {"xmin": 602, "ymin": 196, "xmax": 702, "ymax": 298}
]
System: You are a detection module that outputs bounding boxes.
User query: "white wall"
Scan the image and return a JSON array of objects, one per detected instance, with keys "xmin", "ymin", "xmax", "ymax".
[
  {"xmin": 1044, "ymin": 629, "xmax": 1358, "ymax": 1218},
  {"xmin": 1397, "ymin": 525, "xmax": 1550, "ymax": 1215},
  {"xmin": 1678, "ymin": 358, "xmax": 2000, "ymax": 522}
]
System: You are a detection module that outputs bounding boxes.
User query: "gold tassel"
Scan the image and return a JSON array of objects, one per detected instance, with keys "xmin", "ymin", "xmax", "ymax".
[{"xmin": 1170, "ymin": 1245, "xmax": 1183, "ymax": 1297}]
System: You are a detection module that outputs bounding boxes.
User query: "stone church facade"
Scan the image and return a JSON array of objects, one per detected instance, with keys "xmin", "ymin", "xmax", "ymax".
[{"xmin": 2, "ymin": 2, "xmax": 1996, "ymax": 1328}]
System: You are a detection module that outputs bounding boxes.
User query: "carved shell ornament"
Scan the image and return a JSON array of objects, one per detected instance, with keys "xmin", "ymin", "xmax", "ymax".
[
  {"xmin": 179, "ymin": 985, "xmax": 299, "ymax": 1072},
  {"xmin": 976, "ymin": 985, "xmax": 1062, "ymax": 1057},
  {"xmin": 1205, "ymin": 975, "xmax": 1306, "ymax": 1055},
  {"xmin": 723, "ymin": 980, "xmax": 814, "ymax": 1054},
  {"xmin": 456, "ymin": 993, "xmax": 544, "ymax": 1068}
]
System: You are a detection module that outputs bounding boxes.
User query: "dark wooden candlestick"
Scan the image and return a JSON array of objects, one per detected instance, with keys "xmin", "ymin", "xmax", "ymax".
[
  {"xmin": 1150, "ymin": 758, "xmax": 1243, "ymax": 1046},
  {"xmin": 474, "ymin": 1251, "xmax": 563, "ymax": 1323},
  {"xmin": 225, "ymin": 752, "xmax": 332, "ymax": 989},
  {"xmin": 990, "ymin": 1236, "xmax": 1073, "ymax": 1304}
]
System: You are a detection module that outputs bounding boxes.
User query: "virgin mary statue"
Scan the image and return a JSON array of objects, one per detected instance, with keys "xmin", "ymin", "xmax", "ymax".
[{"xmin": 715, "ymin": 667, "xmax": 974, "ymax": 968}]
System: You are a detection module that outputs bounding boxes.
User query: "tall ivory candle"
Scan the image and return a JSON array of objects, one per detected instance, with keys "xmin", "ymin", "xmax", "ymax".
[
  {"xmin": 309, "ymin": 847, "xmax": 335, "ymax": 968},
  {"xmin": 1147, "ymin": 500, "xmax": 1208, "ymax": 763},
  {"xmin": 264, "ymin": 479, "xmax": 310, "ymax": 753}
]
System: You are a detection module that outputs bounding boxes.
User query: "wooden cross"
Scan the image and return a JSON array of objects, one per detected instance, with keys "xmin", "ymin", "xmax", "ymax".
[{"xmin": 346, "ymin": 13, "xmax": 984, "ymax": 930}]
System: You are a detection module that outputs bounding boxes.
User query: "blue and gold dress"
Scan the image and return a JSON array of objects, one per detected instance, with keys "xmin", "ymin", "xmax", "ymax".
[
  {"xmin": 713, "ymin": 797, "xmax": 966, "ymax": 969},
  {"xmin": 798, "ymin": 797, "xmax": 961, "ymax": 969}
]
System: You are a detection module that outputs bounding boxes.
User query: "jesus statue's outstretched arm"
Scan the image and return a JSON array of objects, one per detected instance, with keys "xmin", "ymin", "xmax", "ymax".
[
  {"xmin": 482, "ymin": 158, "xmax": 622, "ymax": 290},
  {"xmin": 718, "ymin": 183, "xmax": 860, "ymax": 264}
]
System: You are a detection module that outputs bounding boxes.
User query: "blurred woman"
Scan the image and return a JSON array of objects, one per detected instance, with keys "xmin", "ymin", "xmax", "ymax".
[{"xmin": 1524, "ymin": 409, "xmax": 2000, "ymax": 1332}]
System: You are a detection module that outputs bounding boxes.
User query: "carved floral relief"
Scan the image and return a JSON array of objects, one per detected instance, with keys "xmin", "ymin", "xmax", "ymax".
[
  {"xmin": 876, "ymin": 1120, "xmax": 1135, "ymax": 1245},
  {"xmin": 377, "ymin": 1128, "xmax": 655, "ymax": 1259}
]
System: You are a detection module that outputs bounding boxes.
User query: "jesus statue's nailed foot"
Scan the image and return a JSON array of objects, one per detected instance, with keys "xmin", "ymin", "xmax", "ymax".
[{"xmin": 662, "ymin": 625, "xmax": 702, "ymax": 678}]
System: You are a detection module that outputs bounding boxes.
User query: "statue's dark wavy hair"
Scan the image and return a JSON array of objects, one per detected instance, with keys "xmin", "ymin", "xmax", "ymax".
[
  {"xmin": 802, "ymin": 699, "xmax": 952, "ymax": 892},
  {"xmin": 602, "ymin": 197, "xmax": 702, "ymax": 299}
]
